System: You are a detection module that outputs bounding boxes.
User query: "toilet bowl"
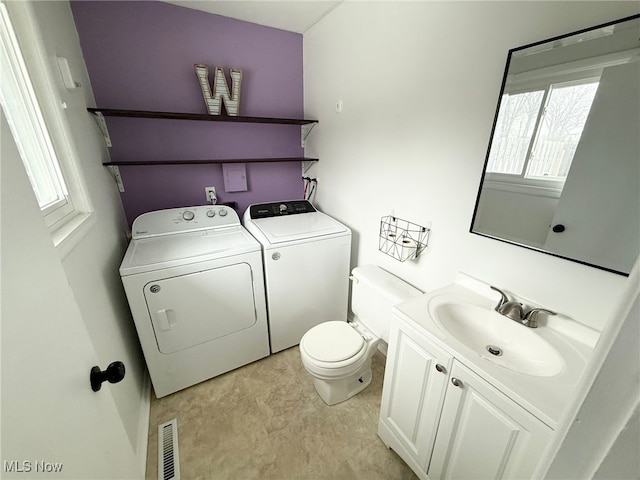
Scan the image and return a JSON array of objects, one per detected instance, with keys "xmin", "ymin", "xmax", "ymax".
[{"xmin": 299, "ymin": 265, "xmax": 422, "ymax": 405}]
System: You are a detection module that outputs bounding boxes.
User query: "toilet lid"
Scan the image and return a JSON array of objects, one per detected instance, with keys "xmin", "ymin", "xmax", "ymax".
[{"xmin": 303, "ymin": 321, "xmax": 365, "ymax": 363}]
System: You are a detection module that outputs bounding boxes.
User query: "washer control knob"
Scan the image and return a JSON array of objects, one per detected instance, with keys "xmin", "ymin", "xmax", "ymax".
[
  {"xmin": 206, "ymin": 210, "xmax": 215, "ymax": 218},
  {"xmin": 219, "ymin": 208, "xmax": 228, "ymax": 217},
  {"xmin": 182, "ymin": 210, "xmax": 195, "ymax": 221},
  {"xmin": 279, "ymin": 203, "xmax": 288, "ymax": 213}
]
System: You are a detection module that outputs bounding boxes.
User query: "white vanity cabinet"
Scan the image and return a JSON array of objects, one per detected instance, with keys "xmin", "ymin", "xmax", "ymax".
[
  {"xmin": 428, "ymin": 361, "xmax": 553, "ymax": 479},
  {"xmin": 379, "ymin": 314, "xmax": 553, "ymax": 480},
  {"xmin": 378, "ymin": 315, "xmax": 453, "ymax": 474}
]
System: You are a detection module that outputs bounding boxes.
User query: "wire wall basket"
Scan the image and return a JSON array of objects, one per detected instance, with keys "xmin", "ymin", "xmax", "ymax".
[{"xmin": 379, "ymin": 215, "xmax": 430, "ymax": 262}]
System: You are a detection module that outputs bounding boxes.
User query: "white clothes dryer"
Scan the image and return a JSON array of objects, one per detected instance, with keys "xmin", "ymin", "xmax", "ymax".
[
  {"xmin": 243, "ymin": 200, "xmax": 351, "ymax": 353},
  {"xmin": 120, "ymin": 205, "xmax": 270, "ymax": 398}
]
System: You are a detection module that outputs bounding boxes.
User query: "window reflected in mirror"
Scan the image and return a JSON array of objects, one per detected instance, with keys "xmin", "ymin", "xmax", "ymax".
[{"xmin": 472, "ymin": 14, "xmax": 639, "ymax": 275}]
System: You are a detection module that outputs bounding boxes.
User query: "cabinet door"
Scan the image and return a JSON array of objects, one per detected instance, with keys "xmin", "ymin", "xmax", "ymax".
[
  {"xmin": 379, "ymin": 317, "xmax": 453, "ymax": 473},
  {"xmin": 428, "ymin": 362, "xmax": 553, "ymax": 480}
]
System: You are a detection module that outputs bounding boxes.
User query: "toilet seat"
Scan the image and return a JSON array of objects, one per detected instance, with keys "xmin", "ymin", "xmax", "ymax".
[
  {"xmin": 299, "ymin": 320, "xmax": 381, "ymax": 404},
  {"xmin": 300, "ymin": 321, "xmax": 379, "ymax": 380},
  {"xmin": 298, "ymin": 265, "xmax": 423, "ymax": 406},
  {"xmin": 302, "ymin": 321, "xmax": 365, "ymax": 363}
]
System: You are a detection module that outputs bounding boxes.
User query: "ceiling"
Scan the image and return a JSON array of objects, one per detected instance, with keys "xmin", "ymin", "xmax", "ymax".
[{"xmin": 162, "ymin": 1, "xmax": 343, "ymax": 33}]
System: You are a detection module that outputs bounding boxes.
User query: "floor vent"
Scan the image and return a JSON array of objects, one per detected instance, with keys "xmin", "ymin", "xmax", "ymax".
[{"xmin": 158, "ymin": 419, "xmax": 180, "ymax": 480}]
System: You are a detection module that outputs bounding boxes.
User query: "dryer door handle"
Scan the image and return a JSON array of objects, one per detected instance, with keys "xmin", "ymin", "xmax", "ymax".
[{"xmin": 156, "ymin": 309, "xmax": 175, "ymax": 331}]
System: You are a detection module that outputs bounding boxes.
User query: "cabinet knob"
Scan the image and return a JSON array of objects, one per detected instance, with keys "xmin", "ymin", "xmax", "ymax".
[
  {"xmin": 435, "ymin": 364, "xmax": 446, "ymax": 374},
  {"xmin": 451, "ymin": 377, "xmax": 463, "ymax": 388}
]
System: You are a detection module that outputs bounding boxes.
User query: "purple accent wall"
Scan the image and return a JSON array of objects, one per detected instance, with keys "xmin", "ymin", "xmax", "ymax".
[{"xmin": 70, "ymin": 1, "xmax": 305, "ymax": 225}]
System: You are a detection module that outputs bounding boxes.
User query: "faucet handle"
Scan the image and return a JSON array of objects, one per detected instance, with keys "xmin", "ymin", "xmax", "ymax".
[
  {"xmin": 490, "ymin": 286, "xmax": 510, "ymax": 311},
  {"xmin": 523, "ymin": 308, "xmax": 556, "ymax": 328}
]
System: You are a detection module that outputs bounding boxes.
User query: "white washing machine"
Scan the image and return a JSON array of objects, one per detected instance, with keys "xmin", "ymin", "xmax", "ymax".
[
  {"xmin": 120, "ymin": 205, "xmax": 270, "ymax": 398},
  {"xmin": 243, "ymin": 200, "xmax": 351, "ymax": 353}
]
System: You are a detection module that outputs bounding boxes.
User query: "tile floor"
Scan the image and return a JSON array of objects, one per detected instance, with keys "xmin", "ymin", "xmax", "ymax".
[{"xmin": 145, "ymin": 347, "xmax": 418, "ymax": 479}]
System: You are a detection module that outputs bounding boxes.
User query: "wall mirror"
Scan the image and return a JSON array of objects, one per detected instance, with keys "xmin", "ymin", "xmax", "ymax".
[{"xmin": 471, "ymin": 14, "xmax": 639, "ymax": 276}]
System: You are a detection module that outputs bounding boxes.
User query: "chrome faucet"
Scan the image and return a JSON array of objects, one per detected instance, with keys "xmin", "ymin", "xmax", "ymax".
[{"xmin": 490, "ymin": 286, "xmax": 556, "ymax": 328}]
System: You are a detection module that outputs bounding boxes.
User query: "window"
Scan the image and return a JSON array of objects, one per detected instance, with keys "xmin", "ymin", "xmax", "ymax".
[
  {"xmin": 0, "ymin": 2, "xmax": 93, "ymax": 246},
  {"xmin": 487, "ymin": 78, "xmax": 600, "ymax": 189}
]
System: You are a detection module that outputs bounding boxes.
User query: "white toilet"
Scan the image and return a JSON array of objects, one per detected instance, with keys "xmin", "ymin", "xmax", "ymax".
[{"xmin": 299, "ymin": 265, "xmax": 422, "ymax": 405}]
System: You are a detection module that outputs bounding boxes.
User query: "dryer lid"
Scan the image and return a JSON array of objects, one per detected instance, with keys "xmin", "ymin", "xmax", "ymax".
[
  {"xmin": 119, "ymin": 227, "xmax": 259, "ymax": 276},
  {"xmin": 303, "ymin": 321, "xmax": 364, "ymax": 362}
]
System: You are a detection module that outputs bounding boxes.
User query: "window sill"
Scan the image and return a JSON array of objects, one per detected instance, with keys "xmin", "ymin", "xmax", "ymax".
[
  {"xmin": 52, "ymin": 211, "xmax": 97, "ymax": 259},
  {"xmin": 482, "ymin": 179, "xmax": 562, "ymax": 199}
]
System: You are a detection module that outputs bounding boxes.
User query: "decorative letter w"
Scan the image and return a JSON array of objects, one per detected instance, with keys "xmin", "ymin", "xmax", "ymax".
[{"xmin": 195, "ymin": 64, "xmax": 243, "ymax": 116}]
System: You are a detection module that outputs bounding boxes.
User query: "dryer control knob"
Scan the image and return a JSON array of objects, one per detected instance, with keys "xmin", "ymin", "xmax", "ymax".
[
  {"xmin": 219, "ymin": 209, "xmax": 228, "ymax": 217},
  {"xmin": 206, "ymin": 210, "xmax": 215, "ymax": 218},
  {"xmin": 183, "ymin": 210, "xmax": 195, "ymax": 221}
]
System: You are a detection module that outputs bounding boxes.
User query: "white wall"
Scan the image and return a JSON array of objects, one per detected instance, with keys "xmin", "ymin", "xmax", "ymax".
[
  {"xmin": 474, "ymin": 184, "xmax": 558, "ymax": 247},
  {"xmin": 594, "ymin": 406, "xmax": 640, "ymax": 479},
  {"xmin": 303, "ymin": 1, "xmax": 639, "ymax": 331},
  {"xmin": 8, "ymin": 0, "xmax": 148, "ymax": 457}
]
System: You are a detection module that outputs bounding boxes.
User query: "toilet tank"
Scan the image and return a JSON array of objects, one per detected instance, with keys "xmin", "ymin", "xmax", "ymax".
[{"xmin": 350, "ymin": 265, "xmax": 422, "ymax": 342}]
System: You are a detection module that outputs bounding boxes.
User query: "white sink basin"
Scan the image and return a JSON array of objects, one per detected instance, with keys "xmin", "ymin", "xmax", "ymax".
[
  {"xmin": 433, "ymin": 303, "xmax": 564, "ymax": 377},
  {"xmin": 395, "ymin": 278, "xmax": 596, "ymax": 427}
]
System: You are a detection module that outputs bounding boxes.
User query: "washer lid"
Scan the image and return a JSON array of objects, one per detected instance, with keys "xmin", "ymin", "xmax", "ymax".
[
  {"xmin": 251, "ymin": 212, "xmax": 348, "ymax": 244},
  {"xmin": 303, "ymin": 322, "xmax": 364, "ymax": 363}
]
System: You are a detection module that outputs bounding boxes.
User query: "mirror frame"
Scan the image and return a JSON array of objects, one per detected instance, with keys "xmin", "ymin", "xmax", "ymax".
[{"xmin": 470, "ymin": 14, "xmax": 640, "ymax": 276}]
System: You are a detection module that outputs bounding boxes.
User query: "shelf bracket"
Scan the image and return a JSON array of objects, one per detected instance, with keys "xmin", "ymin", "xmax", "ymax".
[
  {"xmin": 302, "ymin": 160, "xmax": 314, "ymax": 174},
  {"xmin": 106, "ymin": 165, "xmax": 125, "ymax": 192},
  {"xmin": 301, "ymin": 123, "xmax": 316, "ymax": 148},
  {"xmin": 92, "ymin": 111, "xmax": 112, "ymax": 147}
]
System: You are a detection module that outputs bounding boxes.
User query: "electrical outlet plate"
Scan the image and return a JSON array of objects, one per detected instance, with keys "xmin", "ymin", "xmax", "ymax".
[{"xmin": 205, "ymin": 186, "xmax": 216, "ymax": 203}]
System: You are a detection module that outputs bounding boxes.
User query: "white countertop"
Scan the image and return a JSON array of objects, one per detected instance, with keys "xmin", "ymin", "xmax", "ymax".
[{"xmin": 392, "ymin": 276, "xmax": 597, "ymax": 429}]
